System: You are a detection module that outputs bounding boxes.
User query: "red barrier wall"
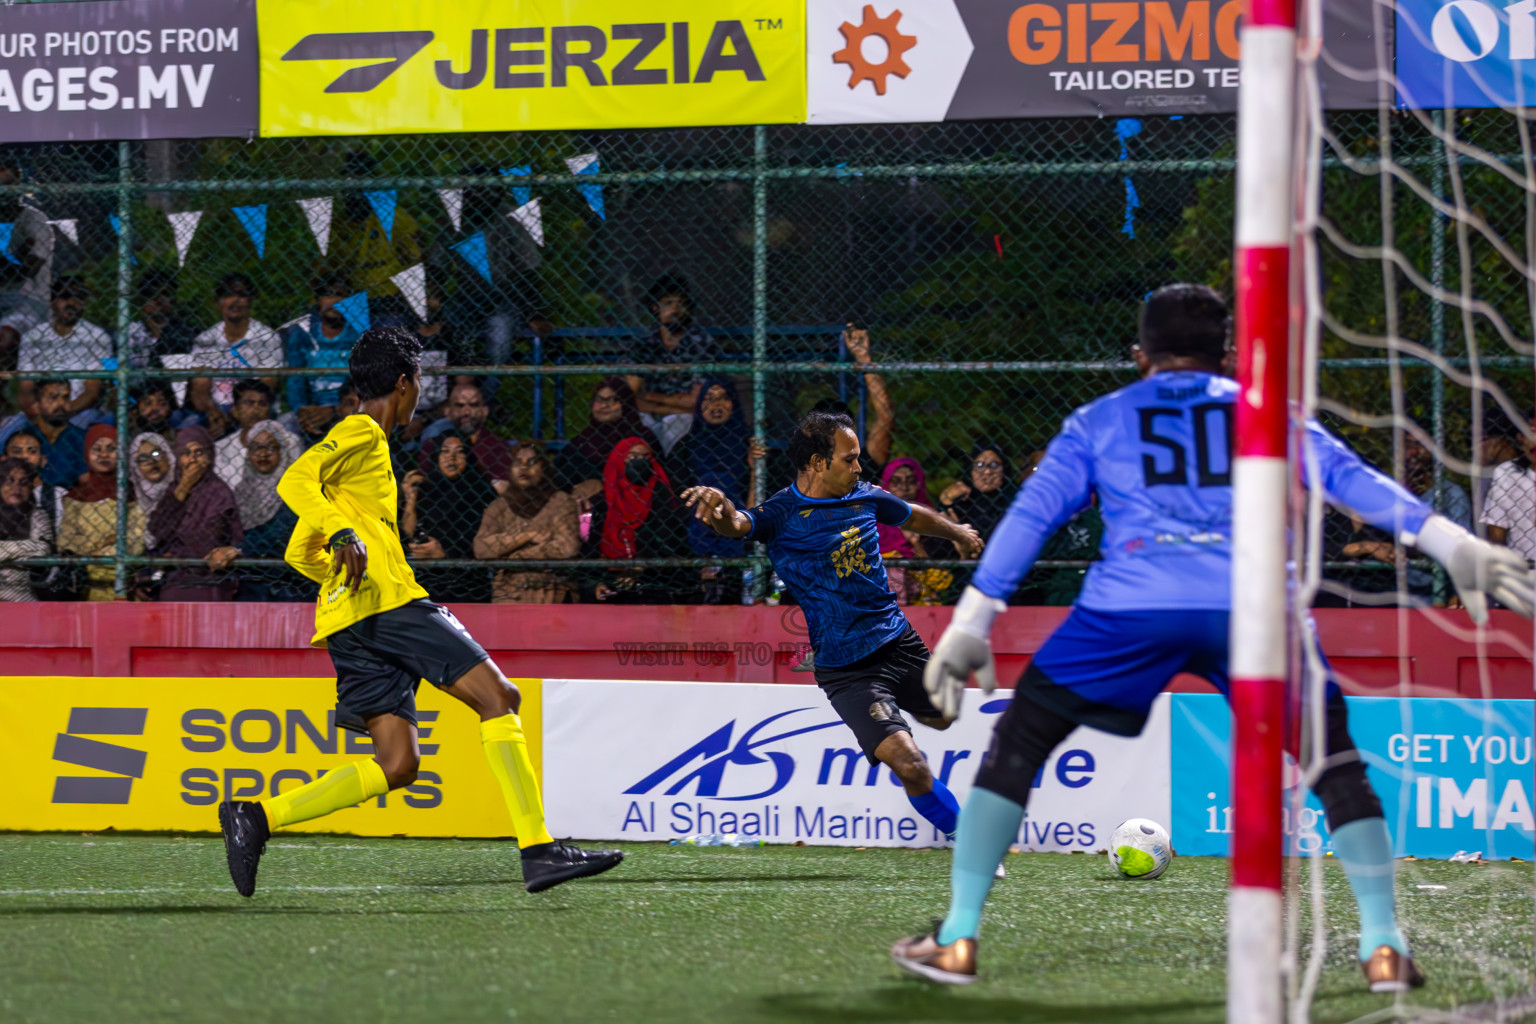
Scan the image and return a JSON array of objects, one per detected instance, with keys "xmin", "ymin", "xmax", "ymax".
[{"xmin": 1, "ymin": 604, "xmax": 1529, "ymax": 698}]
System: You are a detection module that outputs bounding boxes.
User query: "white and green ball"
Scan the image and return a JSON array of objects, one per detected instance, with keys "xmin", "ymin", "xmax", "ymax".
[{"xmin": 1108, "ymin": 818, "xmax": 1173, "ymax": 879}]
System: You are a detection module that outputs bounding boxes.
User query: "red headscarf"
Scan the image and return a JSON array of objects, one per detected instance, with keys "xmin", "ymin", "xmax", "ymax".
[
  {"xmin": 878, "ymin": 457, "xmax": 929, "ymax": 557},
  {"xmin": 600, "ymin": 436, "xmax": 673, "ymax": 559},
  {"xmin": 67, "ymin": 424, "xmax": 121, "ymax": 503}
]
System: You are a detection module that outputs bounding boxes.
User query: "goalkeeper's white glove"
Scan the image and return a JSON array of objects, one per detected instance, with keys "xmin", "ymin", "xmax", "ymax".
[
  {"xmin": 923, "ymin": 585, "xmax": 1007, "ymax": 722},
  {"xmin": 1410, "ymin": 514, "xmax": 1536, "ymax": 624}
]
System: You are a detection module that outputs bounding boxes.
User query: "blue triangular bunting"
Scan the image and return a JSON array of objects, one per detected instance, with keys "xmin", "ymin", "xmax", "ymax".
[
  {"xmin": 451, "ymin": 232, "xmax": 491, "ymax": 284},
  {"xmin": 0, "ymin": 223, "xmax": 16, "ymax": 265},
  {"xmin": 232, "ymin": 204, "xmax": 267, "ymax": 258},
  {"xmin": 362, "ymin": 190, "xmax": 397, "ymax": 242},
  {"xmin": 333, "ymin": 291, "xmax": 370, "ymax": 332},
  {"xmin": 107, "ymin": 213, "xmax": 139, "ymax": 265},
  {"xmin": 500, "ymin": 166, "xmax": 532, "ymax": 207}
]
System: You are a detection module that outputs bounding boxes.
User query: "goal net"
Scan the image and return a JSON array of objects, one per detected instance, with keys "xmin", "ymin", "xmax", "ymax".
[{"xmin": 1232, "ymin": 0, "xmax": 1536, "ymax": 1019}]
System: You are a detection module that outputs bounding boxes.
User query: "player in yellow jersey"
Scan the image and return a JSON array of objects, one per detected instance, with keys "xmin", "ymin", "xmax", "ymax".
[{"xmin": 217, "ymin": 326, "xmax": 622, "ymax": 897}]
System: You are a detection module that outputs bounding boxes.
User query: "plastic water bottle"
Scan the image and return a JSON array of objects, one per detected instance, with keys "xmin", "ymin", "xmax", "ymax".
[
  {"xmin": 741, "ymin": 568, "xmax": 756, "ymax": 606},
  {"xmin": 670, "ymin": 833, "xmax": 767, "ymax": 848}
]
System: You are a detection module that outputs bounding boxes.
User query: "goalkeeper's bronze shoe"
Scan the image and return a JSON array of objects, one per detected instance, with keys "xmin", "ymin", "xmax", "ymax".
[
  {"xmin": 891, "ymin": 926, "xmax": 977, "ymax": 986},
  {"xmin": 1362, "ymin": 945, "xmax": 1425, "ymax": 993}
]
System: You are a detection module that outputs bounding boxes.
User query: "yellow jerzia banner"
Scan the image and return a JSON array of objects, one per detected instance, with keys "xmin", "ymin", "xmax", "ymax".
[
  {"xmin": 2, "ymin": 677, "xmax": 544, "ymax": 838},
  {"xmin": 257, "ymin": 0, "xmax": 805, "ymax": 137}
]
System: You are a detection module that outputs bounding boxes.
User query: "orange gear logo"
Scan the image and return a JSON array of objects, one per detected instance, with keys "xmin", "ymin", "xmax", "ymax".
[{"xmin": 832, "ymin": 5, "xmax": 918, "ymax": 97}]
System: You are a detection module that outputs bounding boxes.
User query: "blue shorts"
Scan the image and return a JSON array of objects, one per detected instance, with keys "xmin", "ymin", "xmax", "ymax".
[{"xmin": 1022, "ymin": 606, "xmax": 1336, "ymax": 736}]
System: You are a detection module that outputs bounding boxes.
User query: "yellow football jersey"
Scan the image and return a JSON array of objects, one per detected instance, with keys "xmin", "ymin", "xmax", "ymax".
[{"xmin": 277, "ymin": 414, "xmax": 428, "ymax": 645}]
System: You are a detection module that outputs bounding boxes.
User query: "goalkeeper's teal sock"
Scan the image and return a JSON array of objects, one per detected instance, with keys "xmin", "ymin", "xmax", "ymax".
[
  {"xmin": 937, "ymin": 787, "xmax": 1024, "ymax": 946},
  {"xmin": 1331, "ymin": 817, "xmax": 1408, "ymax": 960}
]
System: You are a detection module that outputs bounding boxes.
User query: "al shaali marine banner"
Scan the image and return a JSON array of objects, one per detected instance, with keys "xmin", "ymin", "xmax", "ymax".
[
  {"xmin": 807, "ymin": 0, "xmax": 1386, "ymax": 123},
  {"xmin": 0, "ymin": 0, "xmax": 258, "ymax": 141},
  {"xmin": 257, "ymin": 0, "xmax": 806, "ymax": 137}
]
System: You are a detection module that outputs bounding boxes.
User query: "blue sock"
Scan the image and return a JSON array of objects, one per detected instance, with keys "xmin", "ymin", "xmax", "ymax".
[
  {"xmin": 936, "ymin": 787, "xmax": 1025, "ymax": 946},
  {"xmin": 1331, "ymin": 817, "xmax": 1407, "ymax": 960},
  {"xmin": 908, "ymin": 779, "xmax": 960, "ymax": 840}
]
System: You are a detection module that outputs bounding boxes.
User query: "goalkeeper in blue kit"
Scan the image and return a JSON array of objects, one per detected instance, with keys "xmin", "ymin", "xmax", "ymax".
[{"xmin": 890, "ymin": 284, "xmax": 1535, "ymax": 990}]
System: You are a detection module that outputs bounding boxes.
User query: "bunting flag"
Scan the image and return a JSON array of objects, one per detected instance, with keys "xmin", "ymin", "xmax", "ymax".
[
  {"xmin": 565, "ymin": 153, "xmax": 605, "ymax": 220},
  {"xmin": 509, "ymin": 199, "xmax": 544, "ymax": 247},
  {"xmin": 392, "ymin": 263, "xmax": 428, "ymax": 321},
  {"xmin": 500, "ymin": 166, "xmax": 532, "ymax": 206},
  {"xmin": 437, "ymin": 188, "xmax": 463, "ymax": 233},
  {"xmin": 333, "ymin": 291, "xmax": 370, "ymax": 333},
  {"xmin": 1115, "ymin": 118, "xmax": 1143, "ymax": 241},
  {"xmin": 232, "ymin": 204, "xmax": 267, "ymax": 258},
  {"xmin": 277, "ymin": 313, "xmax": 309, "ymax": 334},
  {"xmin": 296, "ymin": 197, "xmax": 332, "ymax": 256},
  {"xmin": 107, "ymin": 213, "xmax": 139, "ymax": 265},
  {"xmin": 166, "ymin": 210, "xmax": 202, "ymax": 269},
  {"xmin": 363, "ymin": 190, "xmax": 397, "ymax": 242},
  {"xmin": 48, "ymin": 219, "xmax": 78, "ymax": 246},
  {"xmin": 451, "ymin": 232, "xmax": 491, "ymax": 283},
  {"xmin": 0, "ymin": 224, "xmax": 15, "ymax": 265}
]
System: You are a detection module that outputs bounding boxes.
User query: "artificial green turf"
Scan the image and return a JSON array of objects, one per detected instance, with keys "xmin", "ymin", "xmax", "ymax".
[{"xmin": 0, "ymin": 835, "xmax": 1531, "ymax": 1024}]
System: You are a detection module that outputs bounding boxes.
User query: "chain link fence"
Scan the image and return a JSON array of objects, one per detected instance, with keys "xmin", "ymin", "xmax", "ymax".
[{"xmin": 0, "ymin": 110, "xmax": 1528, "ymax": 607}]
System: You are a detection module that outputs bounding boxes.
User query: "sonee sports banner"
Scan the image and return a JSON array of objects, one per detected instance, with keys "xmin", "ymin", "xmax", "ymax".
[
  {"xmin": 256, "ymin": 0, "xmax": 806, "ymax": 137},
  {"xmin": 1, "ymin": 676, "xmax": 545, "ymax": 837}
]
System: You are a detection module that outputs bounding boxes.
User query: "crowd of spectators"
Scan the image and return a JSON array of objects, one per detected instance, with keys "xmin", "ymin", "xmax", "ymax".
[{"xmin": 0, "ymin": 184, "xmax": 1530, "ymax": 606}]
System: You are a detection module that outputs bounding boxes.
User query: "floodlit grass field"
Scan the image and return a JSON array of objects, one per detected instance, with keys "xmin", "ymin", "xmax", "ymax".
[{"xmin": 0, "ymin": 835, "xmax": 1530, "ymax": 1024}]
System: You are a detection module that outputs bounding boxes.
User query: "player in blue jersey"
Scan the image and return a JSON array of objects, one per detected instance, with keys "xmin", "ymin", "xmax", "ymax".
[
  {"xmin": 890, "ymin": 284, "xmax": 1535, "ymax": 990},
  {"xmin": 683, "ymin": 410, "xmax": 987, "ymax": 848}
]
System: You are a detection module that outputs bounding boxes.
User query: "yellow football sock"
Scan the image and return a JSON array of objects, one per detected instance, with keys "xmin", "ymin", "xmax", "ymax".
[
  {"xmin": 261, "ymin": 758, "xmax": 389, "ymax": 830},
  {"xmin": 481, "ymin": 713, "xmax": 554, "ymax": 849}
]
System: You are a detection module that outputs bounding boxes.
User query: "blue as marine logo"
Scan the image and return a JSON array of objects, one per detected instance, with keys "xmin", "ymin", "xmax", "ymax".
[
  {"xmin": 625, "ymin": 709, "xmax": 843, "ymax": 801},
  {"xmin": 1397, "ymin": 0, "xmax": 1536, "ymax": 108}
]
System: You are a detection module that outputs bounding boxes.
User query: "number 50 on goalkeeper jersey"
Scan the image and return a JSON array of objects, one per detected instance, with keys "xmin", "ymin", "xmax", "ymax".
[{"xmin": 276, "ymin": 414, "xmax": 428, "ymax": 645}]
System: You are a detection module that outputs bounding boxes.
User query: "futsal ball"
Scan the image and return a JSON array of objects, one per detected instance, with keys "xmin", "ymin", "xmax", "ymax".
[{"xmin": 1108, "ymin": 818, "xmax": 1173, "ymax": 879}]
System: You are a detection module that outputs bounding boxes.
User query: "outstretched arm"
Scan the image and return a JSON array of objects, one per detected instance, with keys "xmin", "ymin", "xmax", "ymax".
[
  {"xmin": 845, "ymin": 328, "xmax": 893, "ymax": 467},
  {"xmin": 681, "ymin": 485, "xmax": 753, "ymax": 539},
  {"xmin": 904, "ymin": 503, "xmax": 983, "ymax": 558},
  {"xmin": 1306, "ymin": 422, "xmax": 1533, "ymax": 621}
]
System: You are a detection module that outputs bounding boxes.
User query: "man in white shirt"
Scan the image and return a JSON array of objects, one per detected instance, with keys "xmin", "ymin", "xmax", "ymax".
[
  {"xmin": 1482, "ymin": 449, "xmax": 1536, "ymax": 563},
  {"xmin": 213, "ymin": 378, "xmax": 302, "ymax": 489},
  {"xmin": 17, "ymin": 276, "xmax": 112, "ymax": 416},
  {"xmin": 187, "ymin": 272, "xmax": 283, "ymax": 434},
  {"xmin": 0, "ymin": 154, "xmax": 54, "ymax": 367}
]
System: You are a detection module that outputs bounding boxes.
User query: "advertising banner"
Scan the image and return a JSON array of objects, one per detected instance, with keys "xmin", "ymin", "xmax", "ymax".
[
  {"xmin": 1395, "ymin": 0, "xmax": 1536, "ymax": 108},
  {"xmin": 1, "ymin": 677, "xmax": 544, "ymax": 838},
  {"xmin": 0, "ymin": 0, "xmax": 258, "ymax": 142},
  {"xmin": 1171, "ymin": 694, "xmax": 1536, "ymax": 860},
  {"xmin": 807, "ymin": 0, "xmax": 1384, "ymax": 123},
  {"xmin": 542, "ymin": 680, "xmax": 1170, "ymax": 849},
  {"xmin": 257, "ymin": 0, "xmax": 806, "ymax": 137}
]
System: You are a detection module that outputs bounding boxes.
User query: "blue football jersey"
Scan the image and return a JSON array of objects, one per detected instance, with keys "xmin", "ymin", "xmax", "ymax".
[
  {"xmin": 744, "ymin": 481, "xmax": 913, "ymax": 668},
  {"xmin": 972, "ymin": 370, "xmax": 1434, "ymax": 611}
]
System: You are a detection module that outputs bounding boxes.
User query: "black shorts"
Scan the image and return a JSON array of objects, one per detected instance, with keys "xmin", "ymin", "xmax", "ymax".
[
  {"xmin": 814, "ymin": 628, "xmax": 941, "ymax": 763},
  {"xmin": 327, "ymin": 599, "xmax": 490, "ymax": 734}
]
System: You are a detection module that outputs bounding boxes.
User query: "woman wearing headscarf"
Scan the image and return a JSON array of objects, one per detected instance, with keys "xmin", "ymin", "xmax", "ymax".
[
  {"xmin": 474, "ymin": 441, "xmax": 580, "ymax": 604},
  {"xmin": 879, "ymin": 456, "xmax": 954, "ymax": 605},
  {"xmin": 231, "ymin": 424, "xmax": 312, "ymax": 603},
  {"xmin": 57, "ymin": 424, "xmax": 145, "ymax": 602},
  {"xmin": 587, "ymin": 436, "xmax": 690, "ymax": 603},
  {"xmin": 554, "ymin": 377, "xmax": 662, "ymax": 496},
  {"xmin": 0, "ymin": 457, "xmax": 53, "ymax": 601},
  {"xmin": 130, "ymin": 432, "xmax": 174, "ymax": 547},
  {"xmin": 400, "ymin": 433, "xmax": 497, "ymax": 603},
  {"xmin": 148, "ymin": 425, "xmax": 244, "ymax": 601},
  {"xmin": 938, "ymin": 440, "xmax": 1015, "ymax": 544},
  {"xmin": 669, "ymin": 377, "xmax": 766, "ymax": 603}
]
